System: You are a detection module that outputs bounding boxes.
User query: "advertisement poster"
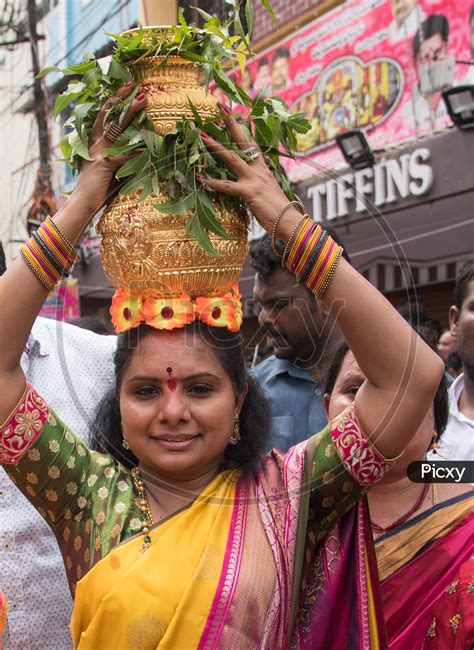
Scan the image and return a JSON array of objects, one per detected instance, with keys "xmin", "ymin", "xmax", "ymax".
[
  {"xmin": 232, "ymin": 0, "xmax": 473, "ymax": 181},
  {"xmin": 39, "ymin": 278, "xmax": 80, "ymax": 322}
]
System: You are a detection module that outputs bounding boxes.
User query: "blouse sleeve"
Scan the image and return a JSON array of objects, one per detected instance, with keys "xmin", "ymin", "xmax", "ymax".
[
  {"xmin": 305, "ymin": 403, "xmax": 398, "ymax": 541},
  {"xmin": 1, "ymin": 384, "xmax": 143, "ymax": 593},
  {"xmin": 1, "ymin": 383, "xmax": 100, "ymax": 530},
  {"xmin": 258, "ymin": 403, "xmax": 399, "ymax": 549}
]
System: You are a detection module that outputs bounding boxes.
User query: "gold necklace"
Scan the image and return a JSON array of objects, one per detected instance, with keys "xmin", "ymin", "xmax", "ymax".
[{"xmin": 131, "ymin": 467, "xmax": 154, "ymax": 552}]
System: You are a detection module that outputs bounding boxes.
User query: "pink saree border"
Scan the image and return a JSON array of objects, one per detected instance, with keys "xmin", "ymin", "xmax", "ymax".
[
  {"xmin": 331, "ymin": 405, "xmax": 394, "ymax": 486},
  {"xmin": 356, "ymin": 503, "xmax": 371, "ymax": 649},
  {"xmin": 258, "ymin": 441, "xmax": 307, "ymax": 647},
  {"xmin": 198, "ymin": 474, "xmax": 249, "ymax": 649},
  {"xmin": 0, "ymin": 383, "xmax": 49, "ymax": 464}
]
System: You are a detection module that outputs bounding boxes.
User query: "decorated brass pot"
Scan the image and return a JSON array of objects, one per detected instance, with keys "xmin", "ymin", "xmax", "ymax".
[{"xmin": 98, "ymin": 28, "xmax": 249, "ymax": 297}]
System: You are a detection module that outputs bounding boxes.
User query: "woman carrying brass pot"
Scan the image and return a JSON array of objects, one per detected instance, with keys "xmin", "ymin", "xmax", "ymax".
[{"xmin": 0, "ymin": 84, "xmax": 443, "ymax": 648}]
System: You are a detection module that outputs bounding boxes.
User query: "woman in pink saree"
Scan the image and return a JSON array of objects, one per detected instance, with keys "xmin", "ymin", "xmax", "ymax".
[
  {"xmin": 0, "ymin": 84, "xmax": 444, "ymax": 648},
  {"xmin": 324, "ymin": 338, "xmax": 473, "ymax": 650}
]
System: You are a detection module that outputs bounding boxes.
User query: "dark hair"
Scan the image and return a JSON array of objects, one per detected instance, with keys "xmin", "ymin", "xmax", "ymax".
[
  {"xmin": 249, "ymin": 225, "xmax": 351, "ymax": 279},
  {"xmin": 69, "ymin": 316, "xmax": 110, "ymax": 335},
  {"xmin": 446, "ymin": 350, "xmax": 462, "ymax": 374},
  {"xmin": 90, "ymin": 323, "xmax": 271, "ymax": 473},
  {"xmin": 455, "ymin": 258, "xmax": 474, "ymax": 309},
  {"xmin": 0, "ymin": 242, "xmax": 6, "ymax": 277},
  {"xmin": 413, "ymin": 14, "xmax": 449, "ymax": 59},
  {"xmin": 258, "ymin": 56, "xmax": 269, "ymax": 69},
  {"xmin": 324, "ymin": 336, "xmax": 449, "ymax": 438},
  {"xmin": 397, "ymin": 300, "xmax": 442, "ymax": 346},
  {"xmin": 470, "ymin": 6, "xmax": 474, "ymax": 23},
  {"xmin": 273, "ymin": 47, "xmax": 290, "ymax": 63}
]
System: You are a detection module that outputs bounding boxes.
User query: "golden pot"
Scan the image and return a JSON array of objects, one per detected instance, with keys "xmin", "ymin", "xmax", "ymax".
[
  {"xmin": 98, "ymin": 28, "xmax": 248, "ymax": 297},
  {"xmin": 98, "ymin": 193, "xmax": 248, "ymax": 297},
  {"xmin": 135, "ymin": 54, "xmax": 219, "ymax": 136}
]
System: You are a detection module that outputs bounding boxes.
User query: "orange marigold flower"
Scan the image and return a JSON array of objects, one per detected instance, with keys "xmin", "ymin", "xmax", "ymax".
[
  {"xmin": 141, "ymin": 293, "xmax": 195, "ymax": 330},
  {"xmin": 195, "ymin": 284, "xmax": 242, "ymax": 331},
  {"xmin": 0, "ymin": 590, "xmax": 6, "ymax": 636},
  {"xmin": 110, "ymin": 289, "xmax": 143, "ymax": 333}
]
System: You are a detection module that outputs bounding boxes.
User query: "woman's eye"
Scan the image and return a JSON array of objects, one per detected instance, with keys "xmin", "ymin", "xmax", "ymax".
[
  {"xmin": 135, "ymin": 386, "xmax": 159, "ymax": 396},
  {"xmin": 348, "ymin": 386, "xmax": 360, "ymax": 396},
  {"xmin": 188, "ymin": 384, "xmax": 212, "ymax": 395}
]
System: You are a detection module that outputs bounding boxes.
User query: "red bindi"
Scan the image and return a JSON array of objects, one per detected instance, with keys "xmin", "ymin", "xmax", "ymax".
[{"xmin": 166, "ymin": 367, "xmax": 177, "ymax": 391}]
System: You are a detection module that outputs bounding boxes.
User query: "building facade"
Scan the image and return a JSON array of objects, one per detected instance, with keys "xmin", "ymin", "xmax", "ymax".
[
  {"xmin": 240, "ymin": 0, "xmax": 474, "ymax": 339},
  {"xmin": 2, "ymin": 0, "xmax": 472, "ymax": 331}
]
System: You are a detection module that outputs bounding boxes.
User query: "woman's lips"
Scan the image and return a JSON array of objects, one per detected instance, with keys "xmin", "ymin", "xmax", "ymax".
[{"xmin": 151, "ymin": 435, "xmax": 200, "ymax": 450}]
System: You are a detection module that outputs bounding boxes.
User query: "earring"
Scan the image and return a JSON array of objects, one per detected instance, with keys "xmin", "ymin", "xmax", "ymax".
[
  {"xmin": 430, "ymin": 431, "xmax": 438, "ymax": 454},
  {"xmin": 121, "ymin": 421, "xmax": 130, "ymax": 450},
  {"xmin": 229, "ymin": 416, "xmax": 241, "ymax": 446}
]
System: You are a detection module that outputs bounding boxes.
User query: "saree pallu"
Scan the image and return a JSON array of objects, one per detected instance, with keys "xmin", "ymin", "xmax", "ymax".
[
  {"xmin": 72, "ymin": 431, "xmax": 386, "ymax": 649},
  {"xmin": 1, "ymin": 386, "xmax": 391, "ymax": 648},
  {"xmin": 375, "ymin": 493, "xmax": 474, "ymax": 649}
]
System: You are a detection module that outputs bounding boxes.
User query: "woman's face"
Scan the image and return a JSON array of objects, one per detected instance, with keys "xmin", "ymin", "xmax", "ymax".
[
  {"xmin": 119, "ymin": 330, "xmax": 245, "ymax": 481},
  {"xmin": 325, "ymin": 350, "xmax": 435, "ymax": 480}
]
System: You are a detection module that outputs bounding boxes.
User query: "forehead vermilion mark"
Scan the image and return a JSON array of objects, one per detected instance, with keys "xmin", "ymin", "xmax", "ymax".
[{"xmin": 166, "ymin": 367, "xmax": 177, "ymax": 391}]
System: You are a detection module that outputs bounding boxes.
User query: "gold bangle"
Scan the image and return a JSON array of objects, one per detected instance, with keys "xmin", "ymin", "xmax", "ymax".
[
  {"xmin": 20, "ymin": 248, "xmax": 55, "ymax": 292},
  {"xmin": 45, "ymin": 216, "xmax": 78, "ymax": 261},
  {"xmin": 316, "ymin": 248, "xmax": 343, "ymax": 299},
  {"xmin": 281, "ymin": 215, "xmax": 311, "ymax": 268},
  {"xmin": 271, "ymin": 200, "xmax": 304, "ymax": 256}
]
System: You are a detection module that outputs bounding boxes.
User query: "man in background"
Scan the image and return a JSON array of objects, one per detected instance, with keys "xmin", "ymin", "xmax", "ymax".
[
  {"xmin": 254, "ymin": 57, "xmax": 271, "ymax": 95},
  {"xmin": 249, "ymin": 230, "xmax": 350, "ymax": 451},
  {"xmin": 411, "ymin": 14, "xmax": 450, "ymax": 126},
  {"xmin": 437, "ymin": 328, "xmax": 457, "ymax": 363},
  {"xmin": 0, "ymin": 243, "xmax": 116, "ymax": 649},
  {"xmin": 388, "ymin": 0, "xmax": 424, "ymax": 43},
  {"xmin": 428, "ymin": 259, "xmax": 474, "ymax": 462},
  {"xmin": 463, "ymin": 5, "xmax": 474, "ymax": 84},
  {"xmin": 271, "ymin": 48, "xmax": 291, "ymax": 94}
]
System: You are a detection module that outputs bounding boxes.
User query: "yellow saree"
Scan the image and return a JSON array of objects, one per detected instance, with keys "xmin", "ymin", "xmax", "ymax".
[
  {"xmin": 71, "ymin": 471, "xmax": 239, "ymax": 649},
  {"xmin": 2, "ymin": 386, "xmax": 392, "ymax": 648}
]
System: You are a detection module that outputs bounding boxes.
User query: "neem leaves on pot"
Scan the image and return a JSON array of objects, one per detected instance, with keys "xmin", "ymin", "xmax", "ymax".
[{"xmin": 40, "ymin": 2, "xmax": 310, "ymax": 253}]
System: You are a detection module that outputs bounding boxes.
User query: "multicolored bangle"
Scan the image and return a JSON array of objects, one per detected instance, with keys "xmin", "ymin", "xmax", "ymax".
[
  {"xmin": 284, "ymin": 217, "xmax": 344, "ymax": 299},
  {"xmin": 281, "ymin": 215, "xmax": 311, "ymax": 268},
  {"xmin": 20, "ymin": 216, "xmax": 79, "ymax": 292}
]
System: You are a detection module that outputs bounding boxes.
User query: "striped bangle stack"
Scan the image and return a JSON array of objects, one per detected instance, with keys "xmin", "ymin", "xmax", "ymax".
[
  {"xmin": 20, "ymin": 216, "xmax": 79, "ymax": 292},
  {"xmin": 284, "ymin": 217, "xmax": 343, "ymax": 299}
]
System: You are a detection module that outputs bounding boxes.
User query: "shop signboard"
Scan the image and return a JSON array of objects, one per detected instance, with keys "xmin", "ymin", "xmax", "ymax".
[{"xmin": 231, "ymin": 0, "xmax": 473, "ymax": 182}]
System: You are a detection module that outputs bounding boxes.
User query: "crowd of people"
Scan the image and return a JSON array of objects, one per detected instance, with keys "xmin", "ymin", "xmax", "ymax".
[{"xmin": 0, "ymin": 83, "xmax": 472, "ymax": 649}]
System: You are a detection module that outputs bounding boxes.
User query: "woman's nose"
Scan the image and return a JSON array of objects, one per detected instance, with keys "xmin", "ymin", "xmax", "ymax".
[{"xmin": 157, "ymin": 391, "xmax": 191, "ymax": 424}]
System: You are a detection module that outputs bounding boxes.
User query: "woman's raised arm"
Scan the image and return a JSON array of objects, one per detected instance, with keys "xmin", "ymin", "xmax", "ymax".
[
  {"xmin": 0, "ymin": 84, "xmax": 146, "ymax": 423},
  {"xmin": 200, "ymin": 113, "xmax": 444, "ymax": 459}
]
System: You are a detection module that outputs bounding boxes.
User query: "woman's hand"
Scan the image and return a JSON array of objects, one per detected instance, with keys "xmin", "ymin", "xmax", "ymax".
[
  {"xmin": 198, "ymin": 111, "xmax": 302, "ymax": 238},
  {"xmin": 70, "ymin": 82, "xmax": 147, "ymax": 218}
]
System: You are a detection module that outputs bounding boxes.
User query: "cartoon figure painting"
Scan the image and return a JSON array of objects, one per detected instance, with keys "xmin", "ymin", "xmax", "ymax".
[{"xmin": 291, "ymin": 56, "xmax": 403, "ymax": 154}]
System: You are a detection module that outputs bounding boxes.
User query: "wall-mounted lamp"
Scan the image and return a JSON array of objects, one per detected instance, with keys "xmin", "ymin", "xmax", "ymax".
[
  {"xmin": 442, "ymin": 85, "xmax": 474, "ymax": 130},
  {"xmin": 335, "ymin": 130, "xmax": 375, "ymax": 170}
]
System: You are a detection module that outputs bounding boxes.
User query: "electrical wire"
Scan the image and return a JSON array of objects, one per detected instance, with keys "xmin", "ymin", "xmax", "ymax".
[{"xmin": 0, "ymin": 0, "xmax": 131, "ymax": 118}]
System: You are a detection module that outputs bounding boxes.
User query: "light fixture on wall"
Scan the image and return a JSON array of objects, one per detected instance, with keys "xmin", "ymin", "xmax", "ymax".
[
  {"xmin": 442, "ymin": 85, "xmax": 474, "ymax": 130},
  {"xmin": 336, "ymin": 130, "xmax": 375, "ymax": 170}
]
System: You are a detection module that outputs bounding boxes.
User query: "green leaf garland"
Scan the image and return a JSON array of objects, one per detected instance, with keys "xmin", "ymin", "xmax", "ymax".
[{"xmin": 43, "ymin": 1, "xmax": 310, "ymax": 254}]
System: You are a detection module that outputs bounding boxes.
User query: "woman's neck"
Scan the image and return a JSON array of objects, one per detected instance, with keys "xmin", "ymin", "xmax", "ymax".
[
  {"xmin": 367, "ymin": 475, "xmax": 431, "ymax": 531},
  {"xmin": 138, "ymin": 464, "xmax": 220, "ymax": 522}
]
